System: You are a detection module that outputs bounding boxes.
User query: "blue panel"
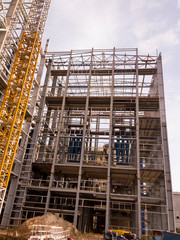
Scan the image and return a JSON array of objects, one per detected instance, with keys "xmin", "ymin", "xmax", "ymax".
[
  {"xmin": 69, "ymin": 133, "xmax": 82, "ymax": 162},
  {"xmin": 120, "ymin": 138, "xmax": 125, "ymax": 162},
  {"xmin": 115, "ymin": 139, "xmax": 120, "ymax": 163},
  {"xmin": 163, "ymin": 232, "xmax": 180, "ymax": 240}
]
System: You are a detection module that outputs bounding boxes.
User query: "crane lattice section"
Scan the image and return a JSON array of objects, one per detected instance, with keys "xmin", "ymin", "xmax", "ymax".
[
  {"xmin": 0, "ymin": 31, "xmax": 41, "ymax": 188},
  {"xmin": 0, "ymin": 0, "xmax": 51, "ymax": 213}
]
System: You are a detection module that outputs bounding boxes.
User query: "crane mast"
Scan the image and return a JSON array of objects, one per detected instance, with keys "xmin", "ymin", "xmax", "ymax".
[{"xmin": 0, "ymin": 0, "xmax": 51, "ymax": 213}]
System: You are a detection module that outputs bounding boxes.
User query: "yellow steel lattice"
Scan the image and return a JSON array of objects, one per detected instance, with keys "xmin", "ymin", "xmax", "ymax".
[{"xmin": 0, "ymin": 31, "xmax": 41, "ymax": 189}]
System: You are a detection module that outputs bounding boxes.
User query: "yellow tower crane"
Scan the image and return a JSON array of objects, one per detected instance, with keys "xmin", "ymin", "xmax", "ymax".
[{"xmin": 0, "ymin": 0, "xmax": 51, "ymax": 213}]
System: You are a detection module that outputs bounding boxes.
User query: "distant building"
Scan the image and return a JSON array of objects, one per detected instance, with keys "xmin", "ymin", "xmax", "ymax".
[{"xmin": 173, "ymin": 192, "xmax": 180, "ymax": 233}]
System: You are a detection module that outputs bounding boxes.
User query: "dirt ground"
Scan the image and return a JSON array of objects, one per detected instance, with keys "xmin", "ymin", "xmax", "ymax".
[
  {"xmin": 0, "ymin": 230, "xmax": 104, "ymax": 240},
  {"xmin": 0, "ymin": 229, "xmax": 26, "ymax": 239},
  {"xmin": 81, "ymin": 233, "xmax": 104, "ymax": 240}
]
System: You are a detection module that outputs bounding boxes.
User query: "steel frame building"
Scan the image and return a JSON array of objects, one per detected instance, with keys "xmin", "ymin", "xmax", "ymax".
[{"xmin": 0, "ymin": 48, "xmax": 175, "ymax": 238}]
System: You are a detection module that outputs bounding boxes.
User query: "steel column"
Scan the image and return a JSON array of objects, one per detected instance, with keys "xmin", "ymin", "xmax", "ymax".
[
  {"xmin": 136, "ymin": 48, "xmax": 141, "ymax": 238},
  {"xmin": 73, "ymin": 49, "xmax": 94, "ymax": 227},
  {"xmin": 45, "ymin": 51, "xmax": 73, "ymax": 212},
  {"xmin": 157, "ymin": 54, "xmax": 175, "ymax": 232},
  {"xmin": 105, "ymin": 47, "xmax": 115, "ymax": 232}
]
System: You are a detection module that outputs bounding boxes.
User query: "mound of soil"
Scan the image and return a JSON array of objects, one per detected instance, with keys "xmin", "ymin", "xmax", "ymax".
[{"xmin": 15, "ymin": 212, "xmax": 81, "ymax": 239}]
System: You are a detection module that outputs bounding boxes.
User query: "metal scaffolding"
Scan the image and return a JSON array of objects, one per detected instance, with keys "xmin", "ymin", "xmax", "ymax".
[
  {"xmin": 0, "ymin": 0, "xmax": 33, "ymax": 89},
  {"xmin": 0, "ymin": 0, "xmax": 51, "ymax": 220},
  {"xmin": 0, "ymin": 48, "xmax": 175, "ymax": 238}
]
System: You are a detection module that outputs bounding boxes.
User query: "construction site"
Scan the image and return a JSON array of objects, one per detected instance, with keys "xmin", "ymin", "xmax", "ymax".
[{"xmin": 0, "ymin": 1, "xmax": 178, "ymax": 240}]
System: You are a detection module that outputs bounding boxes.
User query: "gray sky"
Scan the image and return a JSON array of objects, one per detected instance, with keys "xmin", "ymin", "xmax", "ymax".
[{"xmin": 43, "ymin": 0, "xmax": 180, "ymax": 192}]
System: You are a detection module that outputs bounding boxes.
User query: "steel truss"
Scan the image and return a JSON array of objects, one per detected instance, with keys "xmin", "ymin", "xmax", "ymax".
[
  {"xmin": 0, "ymin": 0, "xmax": 34, "ymax": 87},
  {"xmin": 0, "ymin": 0, "xmax": 51, "ymax": 214}
]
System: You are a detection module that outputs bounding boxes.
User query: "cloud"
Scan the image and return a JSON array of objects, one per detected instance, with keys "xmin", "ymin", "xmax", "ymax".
[
  {"xmin": 138, "ymin": 29, "xmax": 180, "ymax": 53},
  {"xmin": 132, "ymin": 20, "xmax": 166, "ymax": 39},
  {"xmin": 129, "ymin": 0, "xmax": 162, "ymax": 16},
  {"xmin": 177, "ymin": 19, "xmax": 180, "ymax": 27},
  {"xmin": 133, "ymin": 17, "xmax": 180, "ymax": 54},
  {"xmin": 148, "ymin": 1, "xmax": 163, "ymax": 8},
  {"xmin": 130, "ymin": 0, "xmax": 145, "ymax": 13},
  {"xmin": 44, "ymin": 0, "xmax": 124, "ymax": 50},
  {"xmin": 178, "ymin": 0, "xmax": 180, "ymax": 8}
]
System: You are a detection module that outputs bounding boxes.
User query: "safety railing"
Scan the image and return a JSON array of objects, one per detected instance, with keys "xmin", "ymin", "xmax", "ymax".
[
  {"xmin": 80, "ymin": 179, "xmax": 107, "ymax": 193},
  {"xmin": 52, "ymin": 180, "xmax": 78, "ymax": 190},
  {"xmin": 29, "ymin": 179, "xmax": 49, "ymax": 187}
]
